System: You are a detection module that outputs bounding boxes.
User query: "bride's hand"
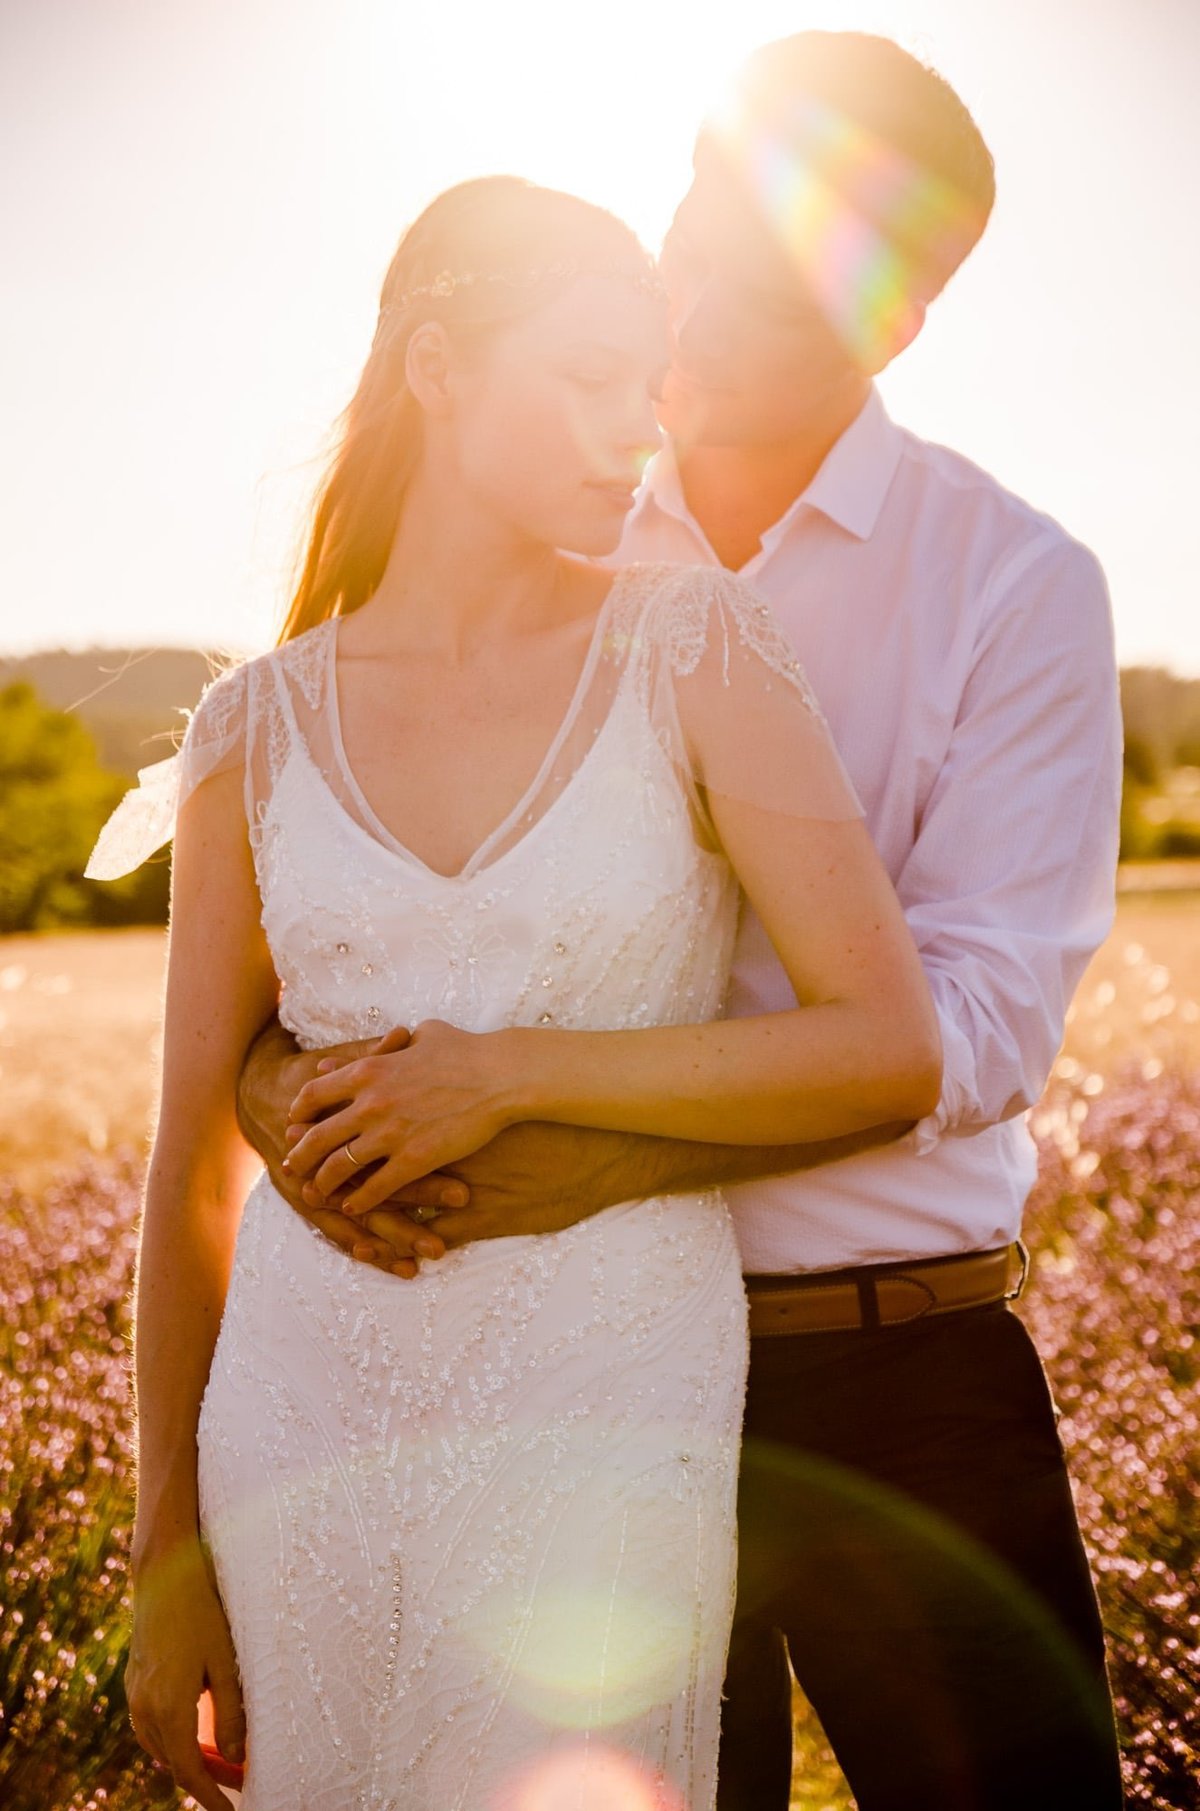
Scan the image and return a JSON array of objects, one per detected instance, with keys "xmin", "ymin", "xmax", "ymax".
[
  {"xmin": 126, "ymin": 1539, "xmax": 244, "ymax": 1811},
  {"xmin": 283, "ymin": 1020, "xmax": 518, "ymax": 1215}
]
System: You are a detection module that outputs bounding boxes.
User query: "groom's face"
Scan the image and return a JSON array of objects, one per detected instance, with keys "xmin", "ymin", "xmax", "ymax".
[{"xmin": 657, "ymin": 142, "xmax": 862, "ymax": 450}]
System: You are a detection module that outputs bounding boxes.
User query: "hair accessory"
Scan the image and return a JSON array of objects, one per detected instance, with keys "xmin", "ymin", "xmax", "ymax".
[{"xmin": 383, "ymin": 261, "xmax": 665, "ymax": 318}]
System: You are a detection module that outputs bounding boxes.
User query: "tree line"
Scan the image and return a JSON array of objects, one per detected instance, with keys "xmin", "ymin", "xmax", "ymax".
[{"xmin": 2, "ymin": 656, "xmax": 1199, "ymax": 934}]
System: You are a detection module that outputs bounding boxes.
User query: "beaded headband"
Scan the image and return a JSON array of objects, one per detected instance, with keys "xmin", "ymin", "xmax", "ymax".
[{"xmin": 383, "ymin": 260, "xmax": 666, "ymax": 318}]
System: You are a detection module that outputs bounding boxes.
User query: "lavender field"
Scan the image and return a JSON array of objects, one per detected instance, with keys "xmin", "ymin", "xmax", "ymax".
[{"xmin": 1, "ymin": 915, "xmax": 1198, "ymax": 1809}]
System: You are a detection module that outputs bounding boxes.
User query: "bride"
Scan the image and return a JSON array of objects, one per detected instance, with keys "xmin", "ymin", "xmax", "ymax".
[{"xmin": 88, "ymin": 175, "xmax": 940, "ymax": 1811}]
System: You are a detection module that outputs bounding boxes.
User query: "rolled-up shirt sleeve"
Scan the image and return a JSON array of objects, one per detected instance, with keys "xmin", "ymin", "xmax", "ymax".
[{"xmin": 900, "ymin": 531, "xmax": 1122, "ymax": 1152}]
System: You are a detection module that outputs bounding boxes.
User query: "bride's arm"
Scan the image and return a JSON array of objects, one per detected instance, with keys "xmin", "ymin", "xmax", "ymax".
[
  {"xmin": 126, "ymin": 766, "xmax": 279, "ymax": 1810},
  {"xmin": 504, "ymin": 803, "xmax": 941, "ymax": 1143},
  {"xmin": 286, "ymin": 798, "xmax": 939, "ymax": 1211}
]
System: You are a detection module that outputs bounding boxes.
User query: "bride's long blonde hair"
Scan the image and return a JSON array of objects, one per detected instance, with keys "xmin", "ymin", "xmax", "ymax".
[{"xmin": 279, "ymin": 176, "xmax": 657, "ymax": 645}]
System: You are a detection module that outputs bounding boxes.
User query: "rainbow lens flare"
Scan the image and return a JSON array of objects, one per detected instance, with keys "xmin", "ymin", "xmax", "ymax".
[{"xmin": 709, "ymin": 88, "xmax": 983, "ymax": 366}]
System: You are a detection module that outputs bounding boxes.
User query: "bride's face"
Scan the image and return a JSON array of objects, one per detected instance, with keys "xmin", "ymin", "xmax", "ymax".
[{"xmin": 446, "ymin": 274, "xmax": 668, "ymax": 555}]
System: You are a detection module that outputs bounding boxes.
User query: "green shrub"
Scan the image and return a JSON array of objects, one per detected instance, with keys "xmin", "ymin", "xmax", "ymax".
[{"xmin": 0, "ymin": 684, "xmax": 167, "ymax": 933}]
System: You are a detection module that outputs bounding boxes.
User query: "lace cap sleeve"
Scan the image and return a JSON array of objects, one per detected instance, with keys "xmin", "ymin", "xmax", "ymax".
[
  {"xmin": 84, "ymin": 661, "xmax": 250, "ymax": 880},
  {"xmin": 636, "ymin": 565, "xmax": 862, "ymax": 828}
]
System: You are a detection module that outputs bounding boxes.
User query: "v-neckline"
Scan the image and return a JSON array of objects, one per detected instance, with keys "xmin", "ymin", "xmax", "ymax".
[{"xmin": 324, "ymin": 568, "xmax": 630, "ymax": 883}]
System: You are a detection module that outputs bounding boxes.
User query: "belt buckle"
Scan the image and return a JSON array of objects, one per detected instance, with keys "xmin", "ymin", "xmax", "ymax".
[{"xmin": 1004, "ymin": 1238, "xmax": 1030, "ymax": 1302}]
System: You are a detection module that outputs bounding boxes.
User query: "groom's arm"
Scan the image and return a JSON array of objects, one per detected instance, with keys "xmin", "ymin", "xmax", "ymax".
[
  {"xmin": 251, "ymin": 1006, "xmax": 912, "ymax": 1260},
  {"xmin": 242, "ymin": 1012, "xmax": 910, "ymax": 1254},
  {"xmin": 350, "ymin": 1115, "xmax": 913, "ymax": 1252},
  {"xmin": 893, "ymin": 534, "xmax": 1121, "ymax": 1153}
]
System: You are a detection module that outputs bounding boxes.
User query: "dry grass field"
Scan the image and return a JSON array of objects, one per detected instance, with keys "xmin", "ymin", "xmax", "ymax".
[
  {"xmin": 2, "ymin": 885, "xmax": 1198, "ymax": 1192},
  {"xmin": 1058, "ymin": 884, "xmax": 1200, "ymax": 1079},
  {"xmin": 0, "ymin": 927, "xmax": 166, "ymax": 1191}
]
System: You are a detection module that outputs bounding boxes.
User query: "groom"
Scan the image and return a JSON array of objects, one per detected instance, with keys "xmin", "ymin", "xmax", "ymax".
[{"xmin": 238, "ymin": 33, "xmax": 1124, "ymax": 1810}]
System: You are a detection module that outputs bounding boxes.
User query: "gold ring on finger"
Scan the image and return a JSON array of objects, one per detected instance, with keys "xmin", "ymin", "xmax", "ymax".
[
  {"xmin": 409, "ymin": 1203, "xmax": 439, "ymax": 1224},
  {"xmin": 344, "ymin": 1140, "xmax": 365, "ymax": 1169}
]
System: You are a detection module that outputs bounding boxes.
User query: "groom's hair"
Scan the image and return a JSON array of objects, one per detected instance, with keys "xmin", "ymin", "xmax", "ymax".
[{"xmin": 715, "ymin": 32, "xmax": 996, "ymax": 296}]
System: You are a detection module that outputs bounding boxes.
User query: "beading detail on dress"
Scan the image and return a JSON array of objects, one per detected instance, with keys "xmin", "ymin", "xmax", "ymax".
[{"xmin": 611, "ymin": 560, "xmax": 828, "ymax": 719}]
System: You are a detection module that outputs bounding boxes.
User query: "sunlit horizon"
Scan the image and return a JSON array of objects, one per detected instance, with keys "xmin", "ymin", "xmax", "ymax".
[{"xmin": 2, "ymin": 0, "xmax": 1198, "ymax": 671}]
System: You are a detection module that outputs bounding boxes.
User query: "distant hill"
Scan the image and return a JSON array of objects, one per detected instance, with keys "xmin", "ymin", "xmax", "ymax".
[
  {"xmin": 4, "ymin": 645, "xmax": 1200, "ymax": 783},
  {"xmin": 0, "ymin": 647, "xmax": 224, "ymax": 776}
]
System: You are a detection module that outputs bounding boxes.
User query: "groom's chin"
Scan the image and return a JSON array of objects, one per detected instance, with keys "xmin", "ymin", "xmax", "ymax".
[{"xmin": 656, "ymin": 384, "xmax": 741, "ymax": 453}]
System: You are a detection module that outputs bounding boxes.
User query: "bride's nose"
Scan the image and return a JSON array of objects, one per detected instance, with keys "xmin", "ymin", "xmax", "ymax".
[{"xmin": 621, "ymin": 390, "xmax": 663, "ymax": 475}]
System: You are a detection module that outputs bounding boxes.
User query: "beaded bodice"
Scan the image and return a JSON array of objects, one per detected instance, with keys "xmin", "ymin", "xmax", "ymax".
[
  {"xmin": 254, "ymin": 615, "xmax": 738, "ymax": 1050},
  {"xmin": 89, "ymin": 562, "xmax": 848, "ymax": 1052}
]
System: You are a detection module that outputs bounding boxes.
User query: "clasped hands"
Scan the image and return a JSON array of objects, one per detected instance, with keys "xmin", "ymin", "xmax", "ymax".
[
  {"xmin": 268, "ymin": 1020, "xmax": 621, "ymax": 1279},
  {"xmin": 282, "ymin": 1019, "xmax": 516, "ymax": 1221}
]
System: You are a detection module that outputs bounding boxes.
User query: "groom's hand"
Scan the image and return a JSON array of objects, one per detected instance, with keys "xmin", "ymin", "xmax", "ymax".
[
  {"xmin": 356, "ymin": 1120, "xmax": 641, "ymax": 1252},
  {"xmin": 237, "ymin": 1017, "xmax": 456, "ymax": 1276}
]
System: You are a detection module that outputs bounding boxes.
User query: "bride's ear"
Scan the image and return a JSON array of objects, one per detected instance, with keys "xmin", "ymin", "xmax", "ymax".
[{"xmin": 405, "ymin": 323, "xmax": 456, "ymax": 416}]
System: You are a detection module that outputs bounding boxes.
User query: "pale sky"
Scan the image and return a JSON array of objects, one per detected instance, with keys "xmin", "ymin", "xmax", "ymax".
[{"xmin": 2, "ymin": 0, "xmax": 1197, "ymax": 669}]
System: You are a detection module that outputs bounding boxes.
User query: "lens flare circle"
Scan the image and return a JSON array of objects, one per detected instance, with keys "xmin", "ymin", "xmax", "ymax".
[
  {"xmin": 462, "ymin": 1581, "xmax": 695, "ymax": 1729},
  {"xmin": 496, "ymin": 1742, "xmax": 685, "ymax": 1811}
]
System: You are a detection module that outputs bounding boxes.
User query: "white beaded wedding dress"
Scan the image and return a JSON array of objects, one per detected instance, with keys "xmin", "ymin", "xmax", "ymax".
[{"xmin": 89, "ymin": 562, "xmax": 858, "ymax": 1810}]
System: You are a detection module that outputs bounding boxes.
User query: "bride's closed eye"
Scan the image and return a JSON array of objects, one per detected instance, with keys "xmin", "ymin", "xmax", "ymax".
[
  {"xmin": 565, "ymin": 370, "xmax": 613, "ymax": 394},
  {"xmin": 564, "ymin": 365, "xmax": 669, "ymax": 403}
]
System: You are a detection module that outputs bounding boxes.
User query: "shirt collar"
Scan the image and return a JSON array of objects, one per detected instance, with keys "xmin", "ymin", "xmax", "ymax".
[
  {"xmin": 786, "ymin": 386, "xmax": 904, "ymax": 544},
  {"xmin": 636, "ymin": 385, "xmax": 903, "ymax": 552}
]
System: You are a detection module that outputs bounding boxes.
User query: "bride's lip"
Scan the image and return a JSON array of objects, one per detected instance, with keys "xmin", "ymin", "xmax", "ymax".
[{"xmin": 667, "ymin": 368, "xmax": 733, "ymax": 395}]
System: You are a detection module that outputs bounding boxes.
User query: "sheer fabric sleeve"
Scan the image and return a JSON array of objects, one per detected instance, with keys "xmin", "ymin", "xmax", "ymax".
[
  {"xmin": 84, "ymin": 662, "xmax": 250, "ymax": 880},
  {"xmin": 640, "ymin": 566, "xmax": 862, "ymax": 835}
]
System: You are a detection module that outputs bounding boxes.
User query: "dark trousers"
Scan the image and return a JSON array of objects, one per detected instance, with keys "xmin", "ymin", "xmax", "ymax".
[{"xmin": 716, "ymin": 1303, "xmax": 1124, "ymax": 1811}]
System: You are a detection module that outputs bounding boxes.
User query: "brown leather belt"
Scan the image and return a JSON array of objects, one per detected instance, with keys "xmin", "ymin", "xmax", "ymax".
[{"xmin": 746, "ymin": 1242, "xmax": 1028, "ymax": 1338}]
